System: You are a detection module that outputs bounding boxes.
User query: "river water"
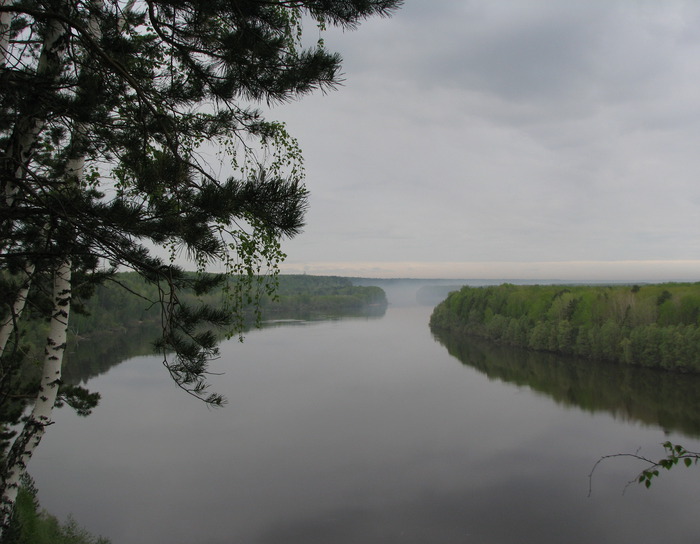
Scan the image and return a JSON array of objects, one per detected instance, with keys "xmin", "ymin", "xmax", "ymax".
[{"xmin": 30, "ymin": 298, "xmax": 700, "ymax": 543}]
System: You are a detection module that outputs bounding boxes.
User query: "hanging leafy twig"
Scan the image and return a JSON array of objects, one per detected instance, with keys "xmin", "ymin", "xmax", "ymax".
[{"xmin": 589, "ymin": 441, "xmax": 700, "ymax": 496}]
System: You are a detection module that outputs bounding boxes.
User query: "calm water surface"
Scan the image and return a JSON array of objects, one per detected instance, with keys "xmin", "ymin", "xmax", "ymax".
[{"xmin": 30, "ymin": 304, "xmax": 700, "ymax": 543}]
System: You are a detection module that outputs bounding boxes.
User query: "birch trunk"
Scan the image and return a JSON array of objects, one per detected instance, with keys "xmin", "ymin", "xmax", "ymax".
[
  {"xmin": 0, "ymin": 0, "xmax": 11, "ymax": 67},
  {"xmin": 0, "ymin": 259, "xmax": 72, "ymax": 534},
  {"xmin": 3, "ymin": 17, "xmax": 67, "ymax": 204},
  {"xmin": 0, "ymin": 263, "xmax": 35, "ymax": 357},
  {"xmin": 0, "ymin": 3, "xmax": 104, "ymax": 531},
  {"xmin": 0, "ymin": 12, "xmax": 69, "ymax": 362}
]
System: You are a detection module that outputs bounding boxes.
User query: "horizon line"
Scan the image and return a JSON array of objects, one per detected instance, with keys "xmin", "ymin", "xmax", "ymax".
[{"xmin": 279, "ymin": 260, "xmax": 700, "ymax": 281}]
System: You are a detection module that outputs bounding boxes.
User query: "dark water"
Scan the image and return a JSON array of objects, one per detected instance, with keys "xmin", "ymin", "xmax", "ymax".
[{"xmin": 30, "ymin": 304, "xmax": 700, "ymax": 543}]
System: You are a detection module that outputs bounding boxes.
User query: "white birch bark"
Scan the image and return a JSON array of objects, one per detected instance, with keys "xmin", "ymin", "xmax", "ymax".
[
  {"xmin": 0, "ymin": 0, "xmax": 11, "ymax": 67},
  {"xmin": 0, "ymin": 0, "xmax": 101, "ymax": 363},
  {"xmin": 0, "ymin": 259, "xmax": 71, "ymax": 533},
  {"xmin": 4, "ymin": 17, "xmax": 67, "ymax": 204},
  {"xmin": 0, "ymin": 15, "xmax": 66, "ymax": 350},
  {"xmin": 0, "ymin": 263, "xmax": 35, "ymax": 357},
  {"xmin": 0, "ymin": 4, "xmax": 103, "ymax": 533},
  {"xmin": 0, "ymin": 12, "xmax": 69, "ymax": 359}
]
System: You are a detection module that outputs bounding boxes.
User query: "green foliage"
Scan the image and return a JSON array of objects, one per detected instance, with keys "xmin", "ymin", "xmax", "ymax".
[
  {"xmin": 16, "ymin": 273, "xmax": 387, "ymax": 386},
  {"xmin": 430, "ymin": 282, "xmax": 700, "ymax": 373},
  {"xmin": 0, "ymin": 0, "xmax": 402, "ymax": 531},
  {"xmin": 5, "ymin": 273, "xmax": 384, "ymax": 406},
  {"xmin": 637, "ymin": 442, "xmax": 699, "ymax": 488},
  {"xmin": 0, "ymin": 0, "xmax": 402, "ymax": 406},
  {"xmin": 69, "ymin": 273, "xmax": 386, "ymax": 333},
  {"xmin": 591, "ymin": 441, "xmax": 700, "ymax": 493},
  {"xmin": 5, "ymin": 476, "xmax": 109, "ymax": 544},
  {"xmin": 264, "ymin": 276, "xmax": 386, "ymax": 313},
  {"xmin": 433, "ymin": 314, "xmax": 700, "ymax": 491}
]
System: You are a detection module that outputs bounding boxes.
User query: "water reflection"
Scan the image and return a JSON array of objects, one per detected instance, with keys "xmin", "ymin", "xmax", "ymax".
[
  {"xmin": 30, "ymin": 306, "xmax": 700, "ymax": 544},
  {"xmin": 431, "ymin": 326, "xmax": 700, "ymax": 437},
  {"xmin": 62, "ymin": 323, "xmax": 163, "ymax": 384},
  {"xmin": 62, "ymin": 305, "xmax": 387, "ymax": 384},
  {"xmin": 261, "ymin": 303, "xmax": 387, "ymax": 325}
]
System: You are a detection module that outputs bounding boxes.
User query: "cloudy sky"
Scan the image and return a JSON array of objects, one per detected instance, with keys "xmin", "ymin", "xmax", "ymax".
[{"xmin": 268, "ymin": 0, "xmax": 700, "ymax": 280}]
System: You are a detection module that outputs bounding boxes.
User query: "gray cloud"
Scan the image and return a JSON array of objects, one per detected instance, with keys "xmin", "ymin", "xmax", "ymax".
[{"xmin": 270, "ymin": 1, "xmax": 700, "ymax": 279}]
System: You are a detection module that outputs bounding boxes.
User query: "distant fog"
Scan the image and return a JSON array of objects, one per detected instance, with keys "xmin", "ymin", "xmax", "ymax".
[
  {"xmin": 349, "ymin": 277, "xmax": 637, "ymax": 307},
  {"xmin": 349, "ymin": 278, "xmax": 490, "ymax": 307}
]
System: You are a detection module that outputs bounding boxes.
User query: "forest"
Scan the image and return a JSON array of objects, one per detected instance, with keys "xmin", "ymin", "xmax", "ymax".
[
  {"xmin": 7, "ymin": 274, "xmax": 386, "ymax": 418},
  {"xmin": 18, "ymin": 273, "xmax": 386, "ymax": 357},
  {"xmin": 4, "ymin": 272, "xmax": 385, "ymax": 435},
  {"xmin": 430, "ymin": 282, "xmax": 700, "ymax": 372}
]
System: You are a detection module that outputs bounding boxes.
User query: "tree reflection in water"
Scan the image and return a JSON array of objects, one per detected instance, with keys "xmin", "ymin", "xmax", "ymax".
[{"xmin": 431, "ymin": 326, "xmax": 700, "ymax": 437}]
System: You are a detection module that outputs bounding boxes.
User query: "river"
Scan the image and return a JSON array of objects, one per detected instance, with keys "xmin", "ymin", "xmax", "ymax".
[{"xmin": 29, "ymin": 295, "xmax": 700, "ymax": 543}]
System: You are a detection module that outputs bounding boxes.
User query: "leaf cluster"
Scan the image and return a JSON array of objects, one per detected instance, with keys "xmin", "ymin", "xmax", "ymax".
[
  {"xmin": 637, "ymin": 442, "xmax": 699, "ymax": 488},
  {"xmin": 590, "ymin": 441, "xmax": 700, "ymax": 494}
]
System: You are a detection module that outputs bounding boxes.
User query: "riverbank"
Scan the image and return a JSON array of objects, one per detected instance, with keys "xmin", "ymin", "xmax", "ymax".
[{"xmin": 430, "ymin": 282, "xmax": 700, "ymax": 372}]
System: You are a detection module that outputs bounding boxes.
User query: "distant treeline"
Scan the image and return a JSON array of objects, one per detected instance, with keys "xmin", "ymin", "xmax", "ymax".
[
  {"xmin": 430, "ymin": 283, "xmax": 700, "ymax": 372},
  {"xmin": 47, "ymin": 273, "xmax": 386, "ymax": 341},
  {"xmin": 262, "ymin": 274, "xmax": 387, "ymax": 314},
  {"xmin": 12, "ymin": 272, "xmax": 386, "ymax": 398},
  {"xmin": 56, "ymin": 275, "xmax": 385, "ymax": 385}
]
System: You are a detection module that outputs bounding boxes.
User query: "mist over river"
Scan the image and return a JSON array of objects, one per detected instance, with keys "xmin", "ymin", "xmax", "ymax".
[{"xmin": 29, "ymin": 284, "xmax": 700, "ymax": 543}]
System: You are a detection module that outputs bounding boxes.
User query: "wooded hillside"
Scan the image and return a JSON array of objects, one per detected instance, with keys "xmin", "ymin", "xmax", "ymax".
[
  {"xmin": 12, "ymin": 274, "xmax": 385, "ymax": 390},
  {"xmin": 33, "ymin": 273, "xmax": 386, "ymax": 340},
  {"xmin": 430, "ymin": 283, "xmax": 700, "ymax": 372}
]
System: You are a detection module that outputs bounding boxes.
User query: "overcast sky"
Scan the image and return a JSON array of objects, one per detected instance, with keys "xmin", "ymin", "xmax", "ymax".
[{"xmin": 267, "ymin": 0, "xmax": 700, "ymax": 280}]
